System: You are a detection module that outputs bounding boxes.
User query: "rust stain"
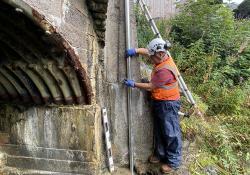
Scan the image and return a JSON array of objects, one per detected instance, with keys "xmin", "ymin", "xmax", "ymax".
[
  {"xmin": 32, "ymin": 8, "xmax": 92, "ymax": 104},
  {"xmin": 32, "ymin": 9, "xmax": 56, "ymax": 33}
]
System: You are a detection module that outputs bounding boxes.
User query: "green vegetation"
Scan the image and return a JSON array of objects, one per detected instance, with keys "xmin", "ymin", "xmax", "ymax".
[
  {"xmin": 181, "ymin": 113, "xmax": 250, "ymax": 174},
  {"xmin": 135, "ymin": 0, "xmax": 250, "ymax": 174}
]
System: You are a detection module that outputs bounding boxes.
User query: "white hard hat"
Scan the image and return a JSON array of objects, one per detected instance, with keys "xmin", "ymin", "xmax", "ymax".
[{"xmin": 147, "ymin": 38, "xmax": 167, "ymax": 56}]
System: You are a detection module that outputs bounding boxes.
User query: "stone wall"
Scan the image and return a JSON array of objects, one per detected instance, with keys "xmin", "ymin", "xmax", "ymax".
[
  {"xmin": 0, "ymin": 106, "xmax": 100, "ymax": 151},
  {"xmin": 19, "ymin": 0, "xmax": 101, "ymax": 98},
  {"xmin": 144, "ymin": 0, "xmax": 183, "ymax": 19},
  {"xmin": 0, "ymin": 0, "xmax": 154, "ymax": 174},
  {"xmin": 0, "ymin": 0, "xmax": 104, "ymax": 174}
]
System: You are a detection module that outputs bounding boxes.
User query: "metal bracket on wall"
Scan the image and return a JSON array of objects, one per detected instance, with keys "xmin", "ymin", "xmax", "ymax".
[{"xmin": 102, "ymin": 108, "xmax": 115, "ymax": 173}]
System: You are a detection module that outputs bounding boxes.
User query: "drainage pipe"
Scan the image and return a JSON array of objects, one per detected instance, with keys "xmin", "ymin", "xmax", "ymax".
[{"xmin": 125, "ymin": 0, "xmax": 134, "ymax": 174}]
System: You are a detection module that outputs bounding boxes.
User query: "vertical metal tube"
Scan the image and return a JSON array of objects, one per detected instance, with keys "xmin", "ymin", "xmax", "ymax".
[{"xmin": 125, "ymin": 0, "xmax": 134, "ymax": 174}]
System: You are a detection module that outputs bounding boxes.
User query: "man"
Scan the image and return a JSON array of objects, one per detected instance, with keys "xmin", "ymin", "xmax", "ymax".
[{"xmin": 124, "ymin": 38, "xmax": 182, "ymax": 173}]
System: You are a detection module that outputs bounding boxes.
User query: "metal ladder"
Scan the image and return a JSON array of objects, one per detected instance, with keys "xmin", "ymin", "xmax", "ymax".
[{"xmin": 137, "ymin": 0, "xmax": 196, "ymax": 106}]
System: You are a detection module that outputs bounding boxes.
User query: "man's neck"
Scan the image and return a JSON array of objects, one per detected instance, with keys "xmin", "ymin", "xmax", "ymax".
[
  {"xmin": 163, "ymin": 54, "xmax": 170, "ymax": 61},
  {"xmin": 155, "ymin": 54, "xmax": 169, "ymax": 65}
]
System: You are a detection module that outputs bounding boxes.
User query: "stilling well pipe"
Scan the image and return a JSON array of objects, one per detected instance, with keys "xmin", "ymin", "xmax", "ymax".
[{"xmin": 125, "ymin": 0, "xmax": 134, "ymax": 174}]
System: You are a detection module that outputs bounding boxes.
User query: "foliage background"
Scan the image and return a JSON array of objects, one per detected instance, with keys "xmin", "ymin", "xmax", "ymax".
[{"xmin": 135, "ymin": 0, "xmax": 250, "ymax": 174}]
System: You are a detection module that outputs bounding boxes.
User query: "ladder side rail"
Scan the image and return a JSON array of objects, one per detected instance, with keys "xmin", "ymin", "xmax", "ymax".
[
  {"xmin": 141, "ymin": 0, "xmax": 162, "ymax": 38},
  {"xmin": 138, "ymin": 0, "xmax": 157, "ymax": 36},
  {"xmin": 177, "ymin": 79, "xmax": 190, "ymax": 103},
  {"xmin": 178, "ymin": 76, "xmax": 196, "ymax": 105}
]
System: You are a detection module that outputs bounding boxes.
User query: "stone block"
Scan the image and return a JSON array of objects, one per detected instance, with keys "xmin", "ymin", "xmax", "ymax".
[
  {"xmin": 0, "ymin": 106, "xmax": 100, "ymax": 157},
  {"xmin": 6, "ymin": 155, "xmax": 96, "ymax": 174},
  {"xmin": 23, "ymin": 0, "xmax": 62, "ymax": 25},
  {"xmin": 59, "ymin": 23, "xmax": 88, "ymax": 49},
  {"xmin": 87, "ymin": 1, "xmax": 108, "ymax": 13},
  {"xmin": 0, "ymin": 166, "xmax": 82, "ymax": 175},
  {"xmin": 93, "ymin": 0, "xmax": 109, "ymax": 3},
  {"xmin": 92, "ymin": 12, "xmax": 107, "ymax": 20},
  {"xmin": 64, "ymin": 3, "xmax": 88, "ymax": 29},
  {"xmin": 0, "ymin": 144, "xmax": 92, "ymax": 162},
  {"xmin": 93, "ymin": 19, "xmax": 106, "ymax": 29},
  {"xmin": 0, "ymin": 133, "xmax": 10, "ymax": 144},
  {"xmin": 69, "ymin": 0, "xmax": 89, "ymax": 15}
]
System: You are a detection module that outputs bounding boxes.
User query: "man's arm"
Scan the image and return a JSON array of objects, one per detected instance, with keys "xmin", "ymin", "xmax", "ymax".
[
  {"xmin": 124, "ymin": 79, "xmax": 154, "ymax": 91},
  {"xmin": 126, "ymin": 48, "xmax": 149, "ymax": 58},
  {"xmin": 135, "ymin": 48, "xmax": 150, "ymax": 57},
  {"xmin": 124, "ymin": 69, "xmax": 175, "ymax": 91},
  {"xmin": 134, "ymin": 82, "xmax": 155, "ymax": 91}
]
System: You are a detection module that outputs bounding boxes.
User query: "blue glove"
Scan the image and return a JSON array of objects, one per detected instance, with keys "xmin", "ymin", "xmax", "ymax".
[
  {"xmin": 126, "ymin": 48, "xmax": 137, "ymax": 58},
  {"xmin": 124, "ymin": 79, "xmax": 135, "ymax": 88}
]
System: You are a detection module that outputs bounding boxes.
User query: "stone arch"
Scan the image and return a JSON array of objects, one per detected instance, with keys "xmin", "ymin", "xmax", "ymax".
[{"xmin": 0, "ymin": 0, "xmax": 92, "ymax": 105}]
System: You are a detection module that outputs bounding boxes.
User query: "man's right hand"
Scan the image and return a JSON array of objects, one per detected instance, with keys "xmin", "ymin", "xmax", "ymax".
[{"xmin": 125, "ymin": 48, "xmax": 137, "ymax": 58}]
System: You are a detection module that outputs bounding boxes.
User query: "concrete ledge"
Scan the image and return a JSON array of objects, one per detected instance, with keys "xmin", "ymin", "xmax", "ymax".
[
  {"xmin": 0, "ymin": 166, "xmax": 85, "ymax": 175},
  {"xmin": 6, "ymin": 155, "xmax": 96, "ymax": 174},
  {"xmin": 0, "ymin": 144, "xmax": 91, "ymax": 162}
]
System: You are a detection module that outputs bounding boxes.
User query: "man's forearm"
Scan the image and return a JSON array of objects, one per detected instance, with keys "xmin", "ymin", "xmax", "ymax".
[
  {"xmin": 134, "ymin": 82, "xmax": 154, "ymax": 91},
  {"xmin": 136, "ymin": 48, "xmax": 150, "ymax": 57}
]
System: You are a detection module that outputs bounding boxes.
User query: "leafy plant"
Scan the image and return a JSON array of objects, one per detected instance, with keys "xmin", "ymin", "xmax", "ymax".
[{"xmin": 169, "ymin": 0, "xmax": 250, "ymax": 115}]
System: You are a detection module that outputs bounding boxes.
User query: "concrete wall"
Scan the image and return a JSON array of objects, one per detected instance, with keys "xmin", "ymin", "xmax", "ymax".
[
  {"xmin": 0, "ymin": 105, "xmax": 101, "ymax": 161},
  {"xmin": 0, "ymin": 0, "xmax": 103, "ymax": 174},
  {"xmin": 144, "ymin": 0, "xmax": 177, "ymax": 19},
  {"xmin": 99, "ymin": 0, "xmax": 153, "ymax": 166},
  {"xmin": 0, "ymin": 0, "xmax": 154, "ymax": 173},
  {"xmin": 143, "ymin": 0, "xmax": 188, "ymax": 19},
  {"xmin": 19, "ymin": 0, "xmax": 100, "ymax": 94}
]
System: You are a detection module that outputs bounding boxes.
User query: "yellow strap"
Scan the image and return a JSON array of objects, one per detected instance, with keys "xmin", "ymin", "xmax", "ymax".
[{"xmin": 159, "ymin": 81, "xmax": 178, "ymax": 90}]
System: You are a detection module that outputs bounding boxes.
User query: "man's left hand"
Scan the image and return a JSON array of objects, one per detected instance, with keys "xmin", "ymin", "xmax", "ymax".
[
  {"xmin": 125, "ymin": 48, "xmax": 137, "ymax": 58},
  {"xmin": 124, "ymin": 79, "xmax": 135, "ymax": 88}
]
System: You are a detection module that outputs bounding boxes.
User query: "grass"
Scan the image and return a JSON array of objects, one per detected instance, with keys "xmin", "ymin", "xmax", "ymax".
[{"xmin": 180, "ymin": 112, "xmax": 250, "ymax": 175}]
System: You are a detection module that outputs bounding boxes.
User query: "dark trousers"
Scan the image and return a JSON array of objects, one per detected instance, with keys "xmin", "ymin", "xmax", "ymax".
[{"xmin": 152, "ymin": 100, "xmax": 182, "ymax": 168}]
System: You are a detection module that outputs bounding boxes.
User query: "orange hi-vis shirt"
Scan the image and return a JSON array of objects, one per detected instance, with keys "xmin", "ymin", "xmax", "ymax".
[{"xmin": 151, "ymin": 56, "xmax": 180, "ymax": 101}]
